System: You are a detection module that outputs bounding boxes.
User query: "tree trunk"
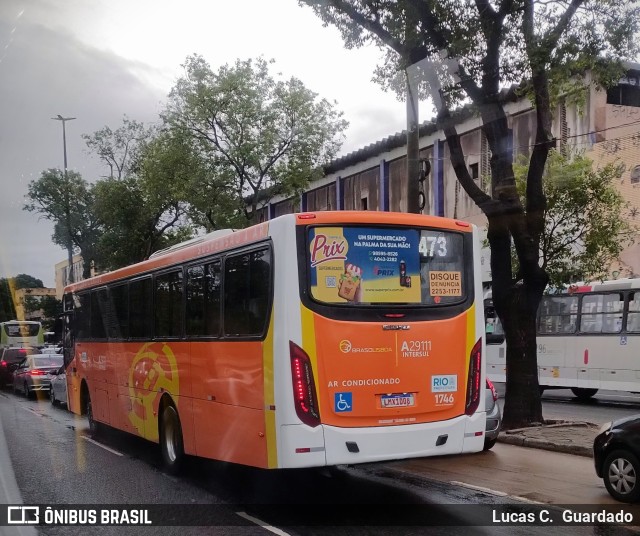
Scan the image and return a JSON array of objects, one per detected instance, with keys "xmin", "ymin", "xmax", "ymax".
[{"xmin": 406, "ymin": 74, "xmax": 421, "ymax": 214}]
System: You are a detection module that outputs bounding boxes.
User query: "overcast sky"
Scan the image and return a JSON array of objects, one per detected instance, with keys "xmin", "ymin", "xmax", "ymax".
[{"xmin": 0, "ymin": 0, "xmax": 411, "ymax": 288}]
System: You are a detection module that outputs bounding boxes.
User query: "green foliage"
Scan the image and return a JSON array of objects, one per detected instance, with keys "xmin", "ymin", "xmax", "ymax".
[
  {"xmin": 13, "ymin": 274, "xmax": 44, "ymax": 289},
  {"xmin": 0, "ymin": 279, "xmax": 16, "ymax": 322},
  {"xmin": 24, "ymin": 169, "xmax": 99, "ymax": 278},
  {"xmin": 301, "ymin": 1, "xmax": 640, "ymax": 112},
  {"xmin": 23, "ymin": 295, "xmax": 62, "ymax": 319},
  {"xmin": 514, "ymin": 150, "xmax": 634, "ymax": 288},
  {"xmin": 91, "ymin": 175, "xmax": 188, "ymax": 269},
  {"xmin": 164, "ymin": 56, "xmax": 348, "ymax": 222},
  {"xmin": 82, "ymin": 116, "xmax": 156, "ymax": 180},
  {"xmin": 141, "ymin": 129, "xmax": 244, "ymax": 232}
]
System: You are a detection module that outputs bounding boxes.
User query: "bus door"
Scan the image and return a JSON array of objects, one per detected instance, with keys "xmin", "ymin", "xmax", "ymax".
[{"xmin": 61, "ymin": 301, "xmax": 82, "ymax": 415}]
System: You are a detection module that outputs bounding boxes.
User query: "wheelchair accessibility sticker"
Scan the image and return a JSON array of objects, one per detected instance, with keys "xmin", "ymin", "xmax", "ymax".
[{"xmin": 334, "ymin": 392, "xmax": 352, "ymax": 412}]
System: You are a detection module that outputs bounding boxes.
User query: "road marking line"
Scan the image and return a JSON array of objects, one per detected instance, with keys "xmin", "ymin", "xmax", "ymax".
[
  {"xmin": 450, "ymin": 481, "xmax": 547, "ymax": 504},
  {"xmin": 236, "ymin": 511, "xmax": 291, "ymax": 536},
  {"xmin": 81, "ymin": 436, "xmax": 124, "ymax": 457},
  {"xmin": 20, "ymin": 406, "xmax": 43, "ymax": 418},
  {"xmin": 449, "ymin": 481, "xmax": 508, "ymax": 497}
]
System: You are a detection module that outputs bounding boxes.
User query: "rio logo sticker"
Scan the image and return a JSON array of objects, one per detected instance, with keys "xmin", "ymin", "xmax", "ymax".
[
  {"xmin": 431, "ymin": 375, "xmax": 457, "ymax": 393},
  {"xmin": 310, "ymin": 233, "xmax": 348, "ymax": 267},
  {"xmin": 128, "ymin": 342, "xmax": 180, "ymax": 441}
]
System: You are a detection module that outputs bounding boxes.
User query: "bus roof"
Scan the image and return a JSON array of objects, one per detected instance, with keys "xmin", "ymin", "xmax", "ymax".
[{"xmin": 64, "ymin": 211, "xmax": 475, "ymax": 294}]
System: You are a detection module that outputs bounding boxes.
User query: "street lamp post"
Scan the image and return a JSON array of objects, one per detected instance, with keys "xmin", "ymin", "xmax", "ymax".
[{"xmin": 52, "ymin": 115, "xmax": 76, "ymax": 285}]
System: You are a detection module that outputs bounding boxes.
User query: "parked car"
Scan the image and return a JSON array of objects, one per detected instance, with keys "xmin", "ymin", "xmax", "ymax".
[
  {"xmin": 594, "ymin": 416, "xmax": 640, "ymax": 502},
  {"xmin": 0, "ymin": 347, "xmax": 37, "ymax": 387},
  {"xmin": 484, "ymin": 378, "xmax": 502, "ymax": 451},
  {"xmin": 12, "ymin": 354, "xmax": 63, "ymax": 399},
  {"xmin": 40, "ymin": 346, "xmax": 62, "ymax": 355},
  {"xmin": 49, "ymin": 366, "xmax": 67, "ymax": 406}
]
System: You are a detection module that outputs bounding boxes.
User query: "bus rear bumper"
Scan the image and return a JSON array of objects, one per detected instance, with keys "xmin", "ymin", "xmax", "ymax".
[{"xmin": 279, "ymin": 413, "xmax": 486, "ymax": 468}]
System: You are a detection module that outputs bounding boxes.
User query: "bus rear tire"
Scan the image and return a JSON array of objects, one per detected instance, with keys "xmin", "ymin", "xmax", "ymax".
[
  {"xmin": 571, "ymin": 387, "xmax": 598, "ymax": 400},
  {"xmin": 483, "ymin": 437, "xmax": 497, "ymax": 451},
  {"xmin": 160, "ymin": 404, "xmax": 184, "ymax": 475},
  {"xmin": 86, "ymin": 391, "xmax": 100, "ymax": 437}
]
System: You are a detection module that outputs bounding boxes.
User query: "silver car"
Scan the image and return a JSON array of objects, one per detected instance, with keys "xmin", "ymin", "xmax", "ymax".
[
  {"xmin": 12, "ymin": 354, "xmax": 63, "ymax": 399},
  {"xmin": 49, "ymin": 366, "xmax": 67, "ymax": 406},
  {"xmin": 484, "ymin": 378, "xmax": 502, "ymax": 450}
]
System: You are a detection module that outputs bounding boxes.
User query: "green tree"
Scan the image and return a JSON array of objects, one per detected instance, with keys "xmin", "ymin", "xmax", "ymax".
[
  {"xmin": 13, "ymin": 274, "xmax": 44, "ymax": 289},
  {"xmin": 164, "ymin": 56, "xmax": 348, "ymax": 223},
  {"xmin": 23, "ymin": 295, "xmax": 62, "ymax": 329},
  {"xmin": 83, "ymin": 116, "xmax": 155, "ymax": 180},
  {"xmin": 142, "ymin": 129, "xmax": 243, "ymax": 232},
  {"xmin": 0, "ymin": 279, "xmax": 16, "ymax": 322},
  {"xmin": 92, "ymin": 175, "xmax": 189, "ymax": 269},
  {"xmin": 85, "ymin": 119, "xmax": 193, "ymax": 269},
  {"xmin": 24, "ymin": 169, "xmax": 99, "ymax": 279},
  {"xmin": 514, "ymin": 151, "xmax": 634, "ymax": 288},
  {"xmin": 301, "ymin": 0, "xmax": 639, "ymax": 427}
]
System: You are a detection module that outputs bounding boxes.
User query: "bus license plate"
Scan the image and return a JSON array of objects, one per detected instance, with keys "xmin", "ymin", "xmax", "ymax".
[{"xmin": 381, "ymin": 394, "xmax": 415, "ymax": 408}]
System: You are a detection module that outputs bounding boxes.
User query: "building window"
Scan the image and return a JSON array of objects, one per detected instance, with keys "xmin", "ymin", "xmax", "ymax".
[
  {"xmin": 361, "ymin": 197, "xmax": 368, "ymax": 210},
  {"xmin": 607, "ymin": 83, "xmax": 640, "ymax": 107},
  {"xmin": 470, "ymin": 163, "xmax": 479, "ymax": 182}
]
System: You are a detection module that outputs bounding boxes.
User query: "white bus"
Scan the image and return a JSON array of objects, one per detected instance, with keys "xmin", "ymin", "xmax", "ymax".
[
  {"xmin": 486, "ymin": 279, "xmax": 640, "ymax": 399},
  {"xmin": 0, "ymin": 320, "xmax": 44, "ymax": 349}
]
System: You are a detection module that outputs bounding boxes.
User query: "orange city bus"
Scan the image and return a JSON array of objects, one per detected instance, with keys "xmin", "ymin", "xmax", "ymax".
[{"xmin": 61, "ymin": 211, "xmax": 486, "ymax": 472}]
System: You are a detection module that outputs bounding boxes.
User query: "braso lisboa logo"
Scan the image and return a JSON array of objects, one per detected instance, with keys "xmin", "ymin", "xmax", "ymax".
[{"xmin": 339, "ymin": 339, "xmax": 392, "ymax": 354}]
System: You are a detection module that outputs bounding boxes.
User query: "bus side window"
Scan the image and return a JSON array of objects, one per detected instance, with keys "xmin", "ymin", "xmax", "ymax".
[
  {"xmin": 224, "ymin": 248, "xmax": 271, "ymax": 337},
  {"xmin": 76, "ymin": 293, "xmax": 91, "ymax": 340},
  {"xmin": 627, "ymin": 292, "xmax": 640, "ymax": 332},
  {"xmin": 538, "ymin": 295, "xmax": 577, "ymax": 334}
]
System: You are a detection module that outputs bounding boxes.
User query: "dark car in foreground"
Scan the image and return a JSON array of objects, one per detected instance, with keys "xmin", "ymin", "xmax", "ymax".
[
  {"xmin": 0, "ymin": 347, "xmax": 37, "ymax": 387},
  {"xmin": 594, "ymin": 416, "xmax": 640, "ymax": 502}
]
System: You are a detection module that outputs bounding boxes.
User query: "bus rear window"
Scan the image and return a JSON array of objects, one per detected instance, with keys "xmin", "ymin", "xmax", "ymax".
[
  {"xmin": 3, "ymin": 323, "xmax": 40, "ymax": 337},
  {"xmin": 307, "ymin": 226, "xmax": 466, "ymax": 306}
]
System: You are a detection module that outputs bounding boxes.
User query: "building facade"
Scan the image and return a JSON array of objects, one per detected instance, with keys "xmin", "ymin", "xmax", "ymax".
[
  {"xmin": 14, "ymin": 287, "xmax": 56, "ymax": 322},
  {"xmin": 54, "ymin": 254, "xmax": 85, "ymax": 299},
  {"xmin": 261, "ymin": 65, "xmax": 640, "ymax": 281}
]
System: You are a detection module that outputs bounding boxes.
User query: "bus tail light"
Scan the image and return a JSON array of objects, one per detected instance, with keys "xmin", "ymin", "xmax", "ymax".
[
  {"xmin": 290, "ymin": 341, "xmax": 320, "ymax": 427},
  {"xmin": 465, "ymin": 338, "xmax": 482, "ymax": 416}
]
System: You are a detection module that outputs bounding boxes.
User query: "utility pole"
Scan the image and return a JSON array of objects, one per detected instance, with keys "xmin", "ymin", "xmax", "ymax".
[{"xmin": 52, "ymin": 115, "xmax": 76, "ymax": 285}]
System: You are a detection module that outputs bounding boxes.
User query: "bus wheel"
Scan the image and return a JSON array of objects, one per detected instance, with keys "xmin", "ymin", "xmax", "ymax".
[
  {"xmin": 571, "ymin": 387, "xmax": 598, "ymax": 400},
  {"xmin": 160, "ymin": 404, "xmax": 184, "ymax": 475},
  {"xmin": 86, "ymin": 392, "xmax": 100, "ymax": 437}
]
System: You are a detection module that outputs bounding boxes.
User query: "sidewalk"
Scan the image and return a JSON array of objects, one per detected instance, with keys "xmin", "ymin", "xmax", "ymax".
[{"xmin": 497, "ymin": 420, "xmax": 600, "ymax": 457}]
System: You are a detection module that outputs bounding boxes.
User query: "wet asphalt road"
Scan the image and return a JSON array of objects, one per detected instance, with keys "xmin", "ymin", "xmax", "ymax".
[{"xmin": 0, "ymin": 391, "xmax": 636, "ymax": 536}]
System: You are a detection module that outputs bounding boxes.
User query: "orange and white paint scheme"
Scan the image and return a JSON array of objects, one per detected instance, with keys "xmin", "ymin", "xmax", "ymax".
[{"xmin": 63, "ymin": 211, "xmax": 486, "ymax": 469}]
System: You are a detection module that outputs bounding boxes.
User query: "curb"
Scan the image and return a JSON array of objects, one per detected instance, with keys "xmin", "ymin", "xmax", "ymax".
[{"xmin": 497, "ymin": 434, "xmax": 593, "ymax": 458}]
